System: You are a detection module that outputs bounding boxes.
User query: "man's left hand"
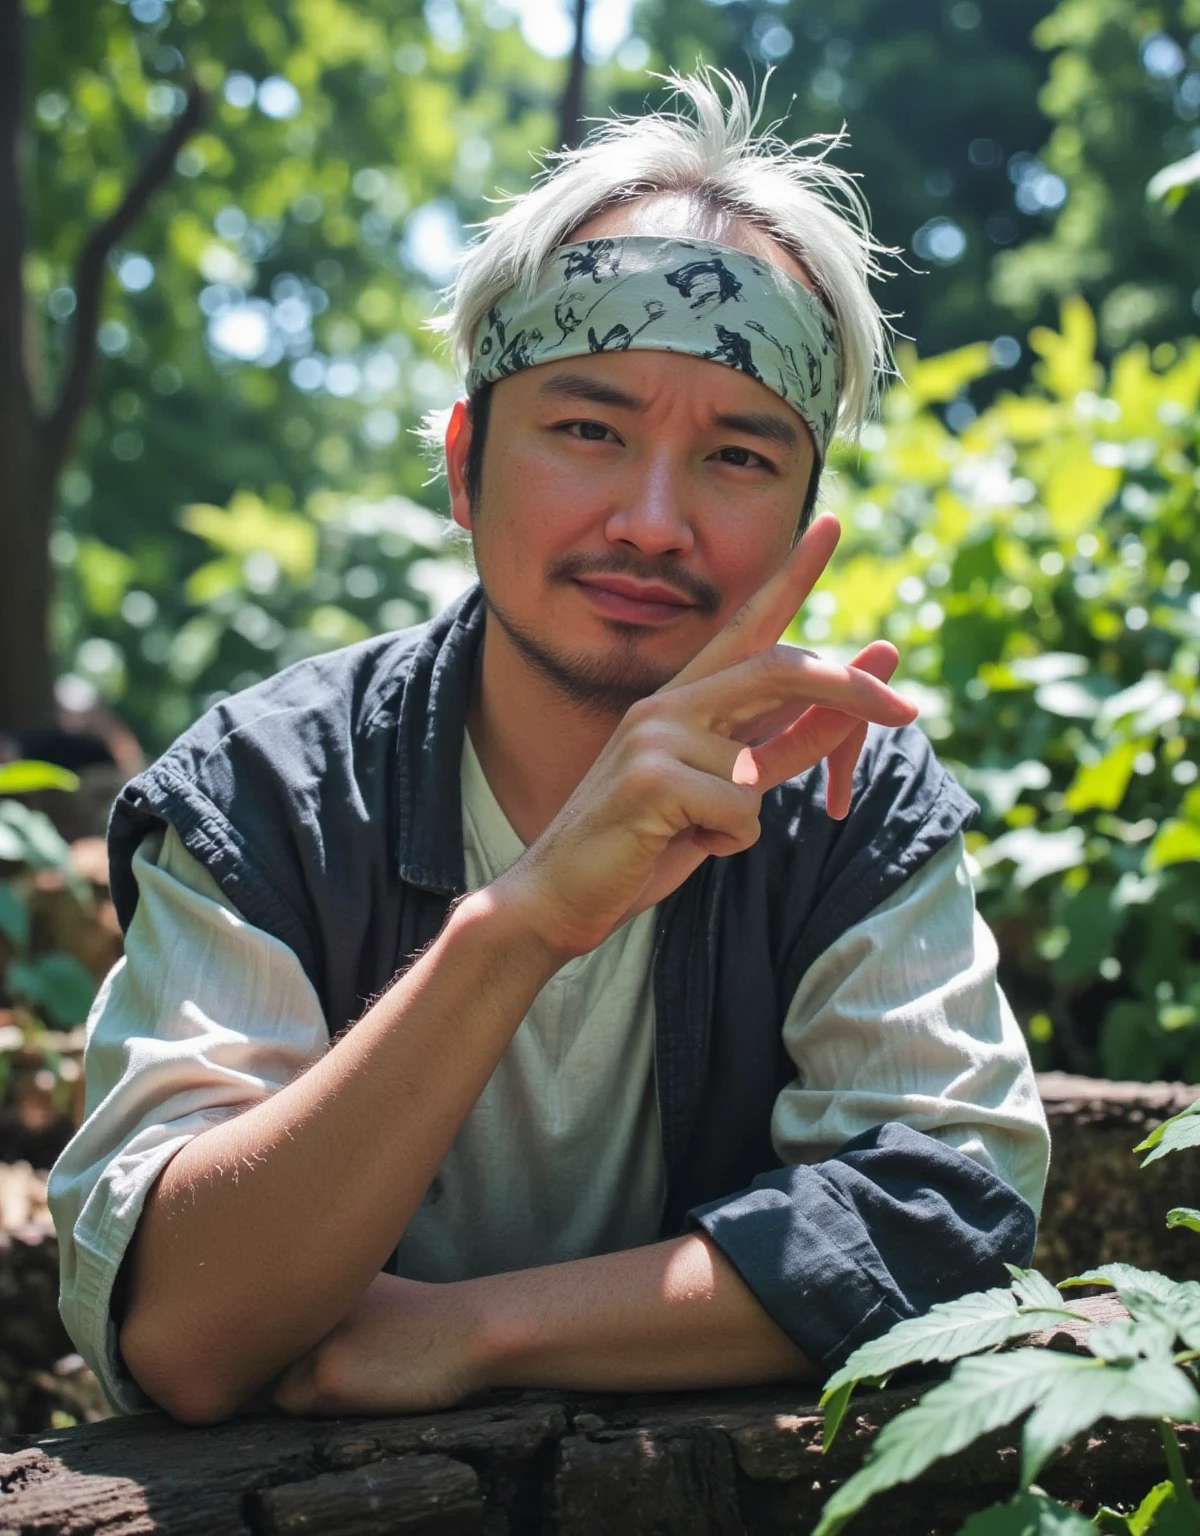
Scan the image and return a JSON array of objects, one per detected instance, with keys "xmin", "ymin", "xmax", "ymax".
[{"xmin": 271, "ymin": 1273, "xmax": 484, "ymax": 1417}]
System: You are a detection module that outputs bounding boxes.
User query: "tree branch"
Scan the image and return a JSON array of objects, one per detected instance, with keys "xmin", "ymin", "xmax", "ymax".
[
  {"xmin": 41, "ymin": 79, "xmax": 208, "ymax": 474},
  {"xmin": 0, "ymin": 0, "xmax": 33, "ymax": 436},
  {"xmin": 557, "ymin": 0, "xmax": 589, "ymax": 151}
]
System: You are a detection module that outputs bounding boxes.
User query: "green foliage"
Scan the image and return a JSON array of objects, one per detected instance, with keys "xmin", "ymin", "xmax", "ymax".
[
  {"xmin": 992, "ymin": 0, "xmax": 1200, "ymax": 350},
  {"xmin": 820, "ymin": 1271, "xmax": 1086, "ymax": 1409},
  {"xmin": 818, "ymin": 298, "xmax": 1200, "ymax": 1081},
  {"xmin": 25, "ymin": 0, "xmax": 629, "ymax": 750},
  {"xmin": 0, "ymin": 767, "xmax": 102, "ymax": 1042},
  {"xmin": 816, "ymin": 1126, "xmax": 1200, "ymax": 1534},
  {"xmin": 960, "ymin": 1493, "xmax": 1100, "ymax": 1534},
  {"xmin": 1135, "ymin": 1102, "xmax": 1200, "ymax": 1164}
]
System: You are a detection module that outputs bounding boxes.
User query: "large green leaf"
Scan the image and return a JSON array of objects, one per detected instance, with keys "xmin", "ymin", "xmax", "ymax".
[
  {"xmin": 821, "ymin": 1287, "xmax": 1019, "ymax": 1406},
  {"xmin": 957, "ymin": 1491, "xmax": 1098, "ymax": 1535},
  {"xmin": 1135, "ymin": 1103, "xmax": 1200, "ymax": 1166},
  {"xmin": 0, "ymin": 802, "xmax": 74, "ymax": 874},
  {"xmin": 1060, "ymin": 1266, "xmax": 1200, "ymax": 1350},
  {"xmin": 821, "ymin": 1274, "xmax": 1083, "ymax": 1418},
  {"xmin": 0, "ymin": 761, "xmax": 81, "ymax": 795},
  {"xmin": 1020, "ymin": 1358, "xmax": 1200, "ymax": 1487},
  {"xmin": 1095, "ymin": 1481, "xmax": 1176, "ymax": 1535},
  {"xmin": 1008, "ymin": 1267, "xmax": 1070, "ymax": 1313},
  {"xmin": 6, "ymin": 953, "xmax": 97, "ymax": 1028},
  {"xmin": 0, "ymin": 883, "xmax": 29, "ymax": 949},
  {"xmin": 1165, "ymin": 1209, "xmax": 1200, "ymax": 1235},
  {"xmin": 812, "ymin": 1351, "xmax": 1101, "ymax": 1536}
]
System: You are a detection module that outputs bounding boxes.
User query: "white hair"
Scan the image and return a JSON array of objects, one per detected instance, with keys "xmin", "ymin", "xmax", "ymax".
[{"xmin": 433, "ymin": 68, "xmax": 896, "ymax": 444}]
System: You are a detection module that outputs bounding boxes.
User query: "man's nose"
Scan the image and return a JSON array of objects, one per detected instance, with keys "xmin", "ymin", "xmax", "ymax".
[{"xmin": 603, "ymin": 456, "xmax": 695, "ymax": 558}]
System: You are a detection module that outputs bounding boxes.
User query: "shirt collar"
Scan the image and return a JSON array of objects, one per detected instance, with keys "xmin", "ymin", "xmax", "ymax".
[{"xmin": 395, "ymin": 582, "xmax": 486, "ymax": 895}]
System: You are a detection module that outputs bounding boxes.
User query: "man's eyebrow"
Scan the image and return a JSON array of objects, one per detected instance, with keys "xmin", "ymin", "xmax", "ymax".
[
  {"xmin": 538, "ymin": 372, "xmax": 646, "ymax": 410},
  {"xmin": 712, "ymin": 410, "xmax": 800, "ymax": 453}
]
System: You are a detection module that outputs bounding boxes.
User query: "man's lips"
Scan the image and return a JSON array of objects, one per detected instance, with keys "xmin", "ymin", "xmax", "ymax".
[{"xmin": 573, "ymin": 575, "xmax": 696, "ymax": 623}]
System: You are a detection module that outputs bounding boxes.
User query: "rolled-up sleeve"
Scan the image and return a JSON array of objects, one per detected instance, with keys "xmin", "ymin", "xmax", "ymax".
[
  {"xmin": 47, "ymin": 826, "xmax": 328, "ymax": 1413},
  {"xmin": 689, "ymin": 832, "xmax": 1049, "ymax": 1371}
]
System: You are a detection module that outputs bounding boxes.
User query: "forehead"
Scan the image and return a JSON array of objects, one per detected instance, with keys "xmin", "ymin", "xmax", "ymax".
[{"xmin": 570, "ymin": 194, "xmax": 816, "ymax": 295}]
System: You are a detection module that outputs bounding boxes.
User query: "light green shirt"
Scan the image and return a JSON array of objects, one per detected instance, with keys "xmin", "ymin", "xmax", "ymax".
[{"xmin": 48, "ymin": 737, "xmax": 1049, "ymax": 1413}]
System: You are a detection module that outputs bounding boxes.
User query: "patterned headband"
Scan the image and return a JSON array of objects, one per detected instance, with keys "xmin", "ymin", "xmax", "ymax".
[{"xmin": 464, "ymin": 235, "xmax": 842, "ymax": 458}]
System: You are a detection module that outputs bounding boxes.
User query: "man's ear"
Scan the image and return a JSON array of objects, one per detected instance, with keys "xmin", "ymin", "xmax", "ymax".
[{"xmin": 445, "ymin": 399, "xmax": 474, "ymax": 533}]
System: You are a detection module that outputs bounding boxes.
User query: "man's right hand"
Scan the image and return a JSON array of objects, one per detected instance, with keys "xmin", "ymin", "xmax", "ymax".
[{"xmin": 493, "ymin": 513, "xmax": 919, "ymax": 962}]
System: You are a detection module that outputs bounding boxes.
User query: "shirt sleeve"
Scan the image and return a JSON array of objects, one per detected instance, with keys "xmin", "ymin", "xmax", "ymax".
[
  {"xmin": 689, "ymin": 832, "xmax": 1049, "ymax": 1372},
  {"xmin": 47, "ymin": 825, "xmax": 329, "ymax": 1414}
]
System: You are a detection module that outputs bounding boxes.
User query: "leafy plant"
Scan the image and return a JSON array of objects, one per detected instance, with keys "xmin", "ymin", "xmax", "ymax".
[
  {"xmin": 0, "ymin": 763, "xmax": 104, "ymax": 1119},
  {"xmin": 815, "ymin": 1102, "xmax": 1200, "ymax": 1534},
  {"xmin": 814, "ymin": 298, "xmax": 1200, "ymax": 1082}
]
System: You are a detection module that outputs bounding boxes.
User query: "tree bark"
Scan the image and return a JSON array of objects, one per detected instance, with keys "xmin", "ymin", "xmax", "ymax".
[
  {"xmin": 557, "ymin": 0, "xmax": 589, "ymax": 152},
  {"xmin": 0, "ymin": 0, "xmax": 52, "ymax": 737},
  {"xmin": 0, "ymin": 15, "xmax": 206, "ymax": 741},
  {"xmin": 1, "ymin": 1301, "xmax": 1195, "ymax": 1536}
]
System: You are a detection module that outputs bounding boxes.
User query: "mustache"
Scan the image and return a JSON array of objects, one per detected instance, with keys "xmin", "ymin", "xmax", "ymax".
[{"xmin": 547, "ymin": 552, "xmax": 722, "ymax": 617}]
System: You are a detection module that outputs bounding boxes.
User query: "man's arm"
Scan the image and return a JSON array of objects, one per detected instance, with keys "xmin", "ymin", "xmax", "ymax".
[
  {"xmin": 272, "ymin": 1234, "xmax": 813, "ymax": 1417},
  {"xmin": 119, "ymin": 883, "xmax": 562, "ymax": 1424},
  {"xmin": 118, "ymin": 516, "xmax": 915, "ymax": 1422}
]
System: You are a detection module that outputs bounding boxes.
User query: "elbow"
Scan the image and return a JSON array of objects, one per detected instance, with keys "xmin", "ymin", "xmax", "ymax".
[{"xmin": 119, "ymin": 1308, "xmax": 246, "ymax": 1426}]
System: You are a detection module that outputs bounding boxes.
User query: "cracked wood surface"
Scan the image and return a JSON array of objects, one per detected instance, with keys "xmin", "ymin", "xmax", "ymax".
[{"xmin": 1, "ymin": 1299, "xmax": 1196, "ymax": 1536}]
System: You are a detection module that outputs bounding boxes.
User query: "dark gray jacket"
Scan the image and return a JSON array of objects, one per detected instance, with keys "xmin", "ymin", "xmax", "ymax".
[{"xmin": 108, "ymin": 585, "xmax": 1035, "ymax": 1370}]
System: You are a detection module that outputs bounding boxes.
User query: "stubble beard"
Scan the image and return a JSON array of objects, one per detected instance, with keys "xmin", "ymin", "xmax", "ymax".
[{"xmin": 481, "ymin": 585, "xmax": 680, "ymax": 718}]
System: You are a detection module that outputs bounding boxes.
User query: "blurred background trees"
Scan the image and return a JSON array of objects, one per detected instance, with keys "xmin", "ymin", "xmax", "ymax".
[{"xmin": 2, "ymin": 0, "xmax": 1200, "ymax": 1081}]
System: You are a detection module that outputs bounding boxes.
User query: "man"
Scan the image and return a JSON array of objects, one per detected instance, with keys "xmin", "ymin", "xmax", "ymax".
[{"xmin": 49, "ymin": 72, "xmax": 1049, "ymax": 1424}]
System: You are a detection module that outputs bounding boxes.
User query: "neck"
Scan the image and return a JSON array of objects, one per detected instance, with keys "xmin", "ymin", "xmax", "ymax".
[{"xmin": 467, "ymin": 613, "xmax": 625, "ymax": 847}]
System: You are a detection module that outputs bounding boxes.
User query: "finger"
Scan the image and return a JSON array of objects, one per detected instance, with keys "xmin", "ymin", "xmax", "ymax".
[
  {"xmin": 739, "ymin": 641, "xmax": 903, "ymax": 793},
  {"xmin": 664, "ymin": 513, "xmax": 842, "ymax": 691},
  {"xmin": 824, "ymin": 721, "xmax": 869, "ymax": 820},
  {"xmin": 672, "ymin": 642, "xmax": 915, "ymax": 737}
]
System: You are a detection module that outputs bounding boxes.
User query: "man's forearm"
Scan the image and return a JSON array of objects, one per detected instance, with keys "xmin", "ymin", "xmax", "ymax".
[
  {"xmin": 273, "ymin": 1232, "xmax": 815, "ymax": 1417},
  {"xmin": 120, "ymin": 886, "xmax": 562, "ymax": 1423},
  {"xmin": 476, "ymin": 1234, "xmax": 814, "ymax": 1392}
]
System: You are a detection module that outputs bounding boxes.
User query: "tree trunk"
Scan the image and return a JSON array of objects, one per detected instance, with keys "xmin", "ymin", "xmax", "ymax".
[
  {"xmin": 0, "ymin": 0, "xmax": 55, "ymax": 736},
  {"xmin": 558, "ymin": 0, "xmax": 589, "ymax": 151}
]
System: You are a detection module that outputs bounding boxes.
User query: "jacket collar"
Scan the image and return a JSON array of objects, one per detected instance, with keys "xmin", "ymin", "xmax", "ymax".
[{"xmin": 395, "ymin": 583, "xmax": 487, "ymax": 896}]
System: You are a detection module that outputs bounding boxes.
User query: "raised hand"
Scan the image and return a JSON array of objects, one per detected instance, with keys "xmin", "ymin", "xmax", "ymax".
[{"xmin": 493, "ymin": 513, "xmax": 917, "ymax": 961}]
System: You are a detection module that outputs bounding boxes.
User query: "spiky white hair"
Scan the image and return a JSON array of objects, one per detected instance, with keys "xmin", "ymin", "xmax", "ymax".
[{"xmin": 434, "ymin": 68, "xmax": 895, "ymax": 443}]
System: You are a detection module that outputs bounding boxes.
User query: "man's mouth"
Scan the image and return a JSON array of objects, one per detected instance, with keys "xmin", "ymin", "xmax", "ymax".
[{"xmin": 573, "ymin": 575, "xmax": 696, "ymax": 624}]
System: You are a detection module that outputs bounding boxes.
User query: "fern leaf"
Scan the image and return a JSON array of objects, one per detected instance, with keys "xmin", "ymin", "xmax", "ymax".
[{"xmin": 812, "ymin": 1350, "xmax": 1100, "ymax": 1536}]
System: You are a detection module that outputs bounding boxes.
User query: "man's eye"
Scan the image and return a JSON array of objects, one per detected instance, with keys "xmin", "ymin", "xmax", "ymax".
[
  {"xmin": 715, "ymin": 445, "xmax": 769, "ymax": 470},
  {"xmin": 566, "ymin": 420, "xmax": 613, "ymax": 442}
]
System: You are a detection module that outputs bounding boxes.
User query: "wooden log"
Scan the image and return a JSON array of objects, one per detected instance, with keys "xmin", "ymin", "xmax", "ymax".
[
  {"xmin": 0, "ymin": 1302, "xmax": 1195, "ymax": 1536},
  {"xmin": 1036, "ymin": 1074, "xmax": 1200, "ymax": 1281}
]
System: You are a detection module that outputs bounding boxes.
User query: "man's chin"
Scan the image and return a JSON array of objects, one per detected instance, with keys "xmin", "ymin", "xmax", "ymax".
[{"xmin": 484, "ymin": 596, "xmax": 679, "ymax": 715}]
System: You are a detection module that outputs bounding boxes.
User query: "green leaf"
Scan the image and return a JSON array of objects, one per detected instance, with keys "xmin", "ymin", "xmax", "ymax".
[
  {"xmin": 957, "ymin": 1490, "xmax": 1098, "ymax": 1534},
  {"xmin": 1063, "ymin": 740, "xmax": 1141, "ymax": 814},
  {"xmin": 1060, "ymin": 1266, "xmax": 1200, "ymax": 1350},
  {"xmin": 1130, "ymin": 1482, "xmax": 1183, "ymax": 1536},
  {"xmin": 1021, "ymin": 1359, "xmax": 1200, "ymax": 1488},
  {"xmin": 812, "ymin": 1350, "xmax": 1100, "ymax": 1536},
  {"xmin": 1145, "ymin": 822, "xmax": 1200, "ymax": 874},
  {"xmin": 1147, "ymin": 150, "xmax": 1200, "ymax": 203},
  {"xmin": 821, "ymin": 1380, "xmax": 856, "ymax": 1453},
  {"xmin": 821, "ymin": 1288, "xmax": 1020, "ymax": 1405},
  {"xmin": 0, "ymin": 760, "xmax": 81, "ymax": 795},
  {"xmin": 1166, "ymin": 1209, "xmax": 1200, "ymax": 1235},
  {"xmin": 6, "ymin": 953, "xmax": 97, "ymax": 1027},
  {"xmin": 1143, "ymin": 1493, "xmax": 1200, "ymax": 1535},
  {"xmin": 1135, "ymin": 1102, "xmax": 1200, "ymax": 1166},
  {"xmin": 1087, "ymin": 1318, "xmax": 1176, "ymax": 1365},
  {"xmin": 0, "ymin": 882, "xmax": 29, "ymax": 948},
  {"xmin": 1008, "ymin": 1267, "xmax": 1071, "ymax": 1314},
  {"xmin": 0, "ymin": 802, "xmax": 75, "ymax": 873}
]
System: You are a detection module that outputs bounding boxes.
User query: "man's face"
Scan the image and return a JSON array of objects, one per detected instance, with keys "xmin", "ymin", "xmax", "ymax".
[{"xmin": 446, "ymin": 346, "xmax": 817, "ymax": 713}]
